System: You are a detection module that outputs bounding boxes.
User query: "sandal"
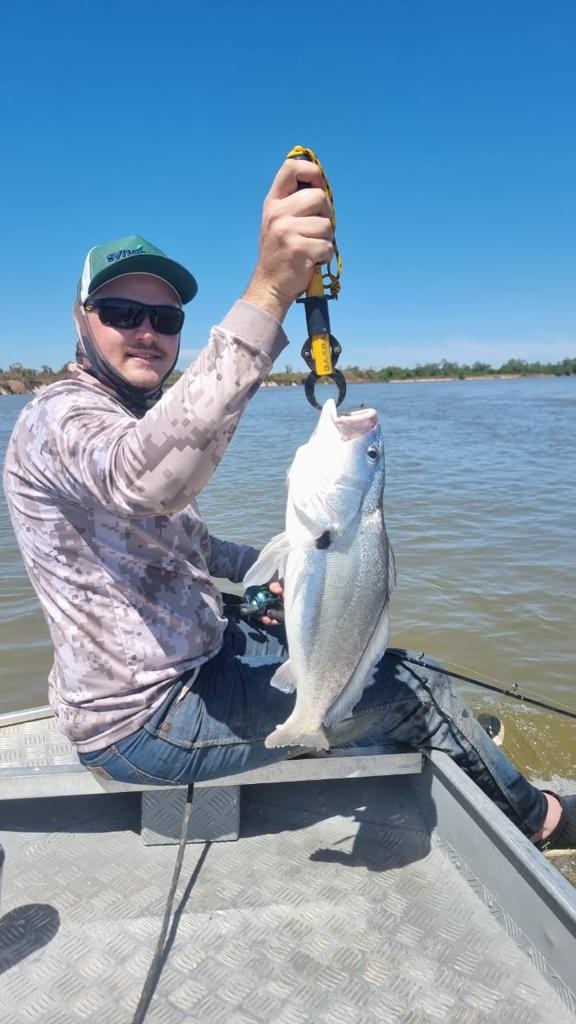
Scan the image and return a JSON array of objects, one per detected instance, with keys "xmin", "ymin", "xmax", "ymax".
[
  {"xmin": 476, "ymin": 713, "xmax": 505, "ymax": 746},
  {"xmin": 536, "ymin": 792, "xmax": 576, "ymax": 852}
]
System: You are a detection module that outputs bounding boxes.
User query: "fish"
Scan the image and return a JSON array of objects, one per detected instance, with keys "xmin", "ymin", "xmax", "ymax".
[{"xmin": 243, "ymin": 398, "xmax": 396, "ymax": 749}]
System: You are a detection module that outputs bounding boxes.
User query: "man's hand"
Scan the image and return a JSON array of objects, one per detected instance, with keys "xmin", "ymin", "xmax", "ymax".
[
  {"xmin": 258, "ymin": 579, "xmax": 285, "ymax": 626},
  {"xmin": 243, "ymin": 159, "xmax": 335, "ymax": 322}
]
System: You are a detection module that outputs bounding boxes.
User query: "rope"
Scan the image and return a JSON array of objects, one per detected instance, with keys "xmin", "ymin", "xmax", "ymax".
[{"xmin": 131, "ymin": 785, "xmax": 209, "ymax": 1024}]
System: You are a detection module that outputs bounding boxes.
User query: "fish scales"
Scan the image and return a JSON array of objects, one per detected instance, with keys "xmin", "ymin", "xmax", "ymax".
[{"xmin": 291, "ymin": 509, "xmax": 389, "ymax": 714}]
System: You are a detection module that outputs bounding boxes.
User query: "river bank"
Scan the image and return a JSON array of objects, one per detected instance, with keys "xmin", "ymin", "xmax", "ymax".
[
  {"xmin": 0, "ymin": 378, "xmax": 59, "ymax": 396},
  {"xmin": 1, "ymin": 371, "xmax": 570, "ymax": 396}
]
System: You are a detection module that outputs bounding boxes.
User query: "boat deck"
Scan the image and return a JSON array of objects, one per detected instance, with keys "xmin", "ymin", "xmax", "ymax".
[{"xmin": 1, "ymin": 769, "xmax": 575, "ymax": 1024}]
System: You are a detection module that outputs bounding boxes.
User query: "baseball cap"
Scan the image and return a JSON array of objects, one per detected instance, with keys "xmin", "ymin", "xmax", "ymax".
[{"xmin": 78, "ymin": 234, "xmax": 198, "ymax": 304}]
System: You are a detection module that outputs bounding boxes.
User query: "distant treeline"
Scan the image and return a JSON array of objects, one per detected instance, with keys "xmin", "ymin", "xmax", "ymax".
[
  {"xmin": 260, "ymin": 356, "xmax": 576, "ymax": 386},
  {"xmin": 1, "ymin": 355, "xmax": 575, "ymax": 392}
]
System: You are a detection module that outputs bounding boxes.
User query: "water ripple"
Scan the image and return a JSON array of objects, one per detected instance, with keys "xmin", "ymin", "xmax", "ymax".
[{"xmin": 1, "ymin": 380, "xmax": 574, "ymax": 780}]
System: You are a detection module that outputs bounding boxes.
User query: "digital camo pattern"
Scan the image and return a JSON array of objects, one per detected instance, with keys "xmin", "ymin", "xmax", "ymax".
[{"xmin": 3, "ymin": 300, "xmax": 288, "ymax": 752}]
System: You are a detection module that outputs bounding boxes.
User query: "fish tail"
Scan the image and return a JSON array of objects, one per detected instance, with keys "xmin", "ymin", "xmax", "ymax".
[{"xmin": 265, "ymin": 721, "xmax": 330, "ymax": 751}]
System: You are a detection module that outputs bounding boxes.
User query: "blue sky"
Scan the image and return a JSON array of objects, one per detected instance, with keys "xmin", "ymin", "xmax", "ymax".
[{"xmin": 1, "ymin": 0, "xmax": 574, "ymax": 372}]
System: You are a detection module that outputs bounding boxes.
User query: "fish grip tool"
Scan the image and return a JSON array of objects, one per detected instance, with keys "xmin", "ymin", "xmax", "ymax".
[{"xmin": 287, "ymin": 145, "xmax": 346, "ymax": 409}]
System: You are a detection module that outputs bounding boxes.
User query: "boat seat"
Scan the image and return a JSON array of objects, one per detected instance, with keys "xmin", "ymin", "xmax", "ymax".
[{"xmin": 0, "ymin": 706, "xmax": 422, "ymax": 845}]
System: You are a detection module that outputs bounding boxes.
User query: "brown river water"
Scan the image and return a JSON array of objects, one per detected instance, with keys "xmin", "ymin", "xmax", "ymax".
[{"xmin": 1, "ymin": 379, "xmax": 574, "ymax": 813}]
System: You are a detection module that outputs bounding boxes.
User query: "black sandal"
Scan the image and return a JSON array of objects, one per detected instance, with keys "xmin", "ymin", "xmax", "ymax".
[{"xmin": 536, "ymin": 792, "xmax": 576, "ymax": 852}]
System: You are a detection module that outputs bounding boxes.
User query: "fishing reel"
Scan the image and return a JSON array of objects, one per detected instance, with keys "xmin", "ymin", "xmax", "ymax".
[{"xmin": 238, "ymin": 585, "xmax": 285, "ymax": 622}]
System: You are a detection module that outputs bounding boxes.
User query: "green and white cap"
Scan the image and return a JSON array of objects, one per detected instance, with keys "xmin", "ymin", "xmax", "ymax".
[{"xmin": 79, "ymin": 234, "xmax": 198, "ymax": 304}]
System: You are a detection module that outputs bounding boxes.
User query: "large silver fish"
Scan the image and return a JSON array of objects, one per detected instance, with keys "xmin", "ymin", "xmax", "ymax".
[{"xmin": 243, "ymin": 398, "xmax": 396, "ymax": 749}]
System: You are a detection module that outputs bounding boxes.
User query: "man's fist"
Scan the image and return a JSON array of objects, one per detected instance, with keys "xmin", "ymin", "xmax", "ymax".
[{"xmin": 243, "ymin": 159, "xmax": 335, "ymax": 321}]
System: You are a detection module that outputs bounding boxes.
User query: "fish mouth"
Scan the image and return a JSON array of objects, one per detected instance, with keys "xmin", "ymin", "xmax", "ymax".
[{"xmin": 330, "ymin": 404, "xmax": 378, "ymax": 441}]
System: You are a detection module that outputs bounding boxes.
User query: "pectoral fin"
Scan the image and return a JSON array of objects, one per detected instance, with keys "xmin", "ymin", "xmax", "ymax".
[{"xmin": 243, "ymin": 531, "xmax": 290, "ymax": 588}]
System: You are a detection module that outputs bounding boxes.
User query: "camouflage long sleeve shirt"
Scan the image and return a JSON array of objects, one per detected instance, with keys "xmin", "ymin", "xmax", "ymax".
[{"xmin": 3, "ymin": 300, "xmax": 288, "ymax": 752}]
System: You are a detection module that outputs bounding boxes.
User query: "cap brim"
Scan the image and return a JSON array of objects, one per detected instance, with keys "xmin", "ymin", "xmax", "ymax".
[{"xmin": 87, "ymin": 254, "xmax": 198, "ymax": 304}]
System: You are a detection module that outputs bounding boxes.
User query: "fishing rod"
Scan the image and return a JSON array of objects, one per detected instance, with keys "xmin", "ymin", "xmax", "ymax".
[
  {"xmin": 287, "ymin": 145, "xmax": 347, "ymax": 410},
  {"xmin": 389, "ymin": 650, "xmax": 576, "ymax": 721},
  {"xmin": 234, "ymin": 593, "xmax": 575, "ymax": 720}
]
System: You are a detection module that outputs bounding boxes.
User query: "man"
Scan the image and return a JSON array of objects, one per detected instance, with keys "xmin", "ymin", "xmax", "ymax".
[{"xmin": 3, "ymin": 159, "xmax": 574, "ymax": 852}]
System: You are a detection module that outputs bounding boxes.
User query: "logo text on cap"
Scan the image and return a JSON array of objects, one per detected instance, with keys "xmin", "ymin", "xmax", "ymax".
[{"xmin": 106, "ymin": 246, "xmax": 145, "ymax": 263}]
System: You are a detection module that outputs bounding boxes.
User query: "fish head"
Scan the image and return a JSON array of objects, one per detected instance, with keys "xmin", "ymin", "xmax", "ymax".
[{"xmin": 287, "ymin": 399, "xmax": 386, "ymax": 538}]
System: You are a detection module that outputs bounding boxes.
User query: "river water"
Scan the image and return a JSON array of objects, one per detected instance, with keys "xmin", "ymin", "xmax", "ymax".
[{"xmin": 1, "ymin": 378, "xmax": 575, "ymax": 791}]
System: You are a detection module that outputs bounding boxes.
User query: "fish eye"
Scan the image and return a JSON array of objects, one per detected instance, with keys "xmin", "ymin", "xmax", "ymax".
[{"xmin": 366, "ymin": 444, "xmax": 380, "ymax": 462}]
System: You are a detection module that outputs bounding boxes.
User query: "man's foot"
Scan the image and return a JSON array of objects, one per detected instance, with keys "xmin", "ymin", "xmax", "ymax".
[
  {"xmin": 476, "ymin": 713, "xmax": 505, "ymax": 746},
  {"xmin": 534, "ymin": 793, "xmax": 576, "ymax": 852}
]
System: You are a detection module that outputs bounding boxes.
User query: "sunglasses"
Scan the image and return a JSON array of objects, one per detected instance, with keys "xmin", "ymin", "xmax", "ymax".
[{"xmin": 83, "ymin": 297, "xmax": 185, "ymax": 335}]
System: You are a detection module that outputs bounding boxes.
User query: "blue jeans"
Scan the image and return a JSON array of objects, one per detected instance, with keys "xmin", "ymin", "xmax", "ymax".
[{"xmin": 80, "ymin": 596, "xmax": 547, "ymax": 837}]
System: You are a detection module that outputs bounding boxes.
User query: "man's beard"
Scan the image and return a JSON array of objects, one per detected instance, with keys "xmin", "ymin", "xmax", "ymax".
[{"xmin": 72, "ymin": 301, "xmax": 179, "ymax": 416}]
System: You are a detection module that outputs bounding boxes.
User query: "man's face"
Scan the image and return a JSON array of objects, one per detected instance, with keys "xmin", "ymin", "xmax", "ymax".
[{"xmin": 85, "ymin": 274, "xmax": 182, "ymax": 389}]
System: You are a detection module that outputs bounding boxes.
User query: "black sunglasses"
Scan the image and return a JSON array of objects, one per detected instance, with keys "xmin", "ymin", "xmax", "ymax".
[{"xmin": 83, "ymin": 297, "xmax": 185, "ymax": 335}]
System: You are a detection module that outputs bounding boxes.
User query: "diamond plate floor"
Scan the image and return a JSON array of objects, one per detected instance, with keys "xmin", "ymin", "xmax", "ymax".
[{"xmin": 0, "ymin": 776, "xmax": 574, "ymax": 1024}]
